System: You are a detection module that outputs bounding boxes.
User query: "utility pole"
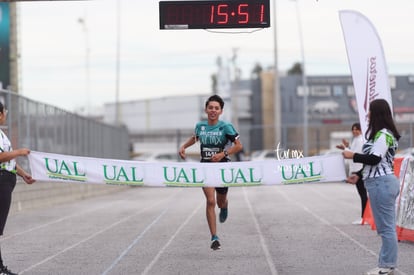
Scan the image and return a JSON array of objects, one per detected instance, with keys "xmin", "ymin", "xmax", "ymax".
[
  {"xmin": 231, "ymin": 48, "xmax": 239, "ymax": 130},
  {"xmin": 78, "ymin": 16, "xmax": 91, "ymax": 115},
  {"xmin": 115, "ymin": 0, "xmax": 121, "ymax": 125},
  {"xmin": 293, "ymin": 0, "xmax": 308, "ymax": 156},
  {"xmin": 273, "ymin": 0, "xmax": 281, "ymax": 147}
]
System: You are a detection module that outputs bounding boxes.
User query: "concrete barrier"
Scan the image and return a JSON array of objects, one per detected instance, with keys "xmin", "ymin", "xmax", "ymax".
[{"xmin": 10, "ymin": 179, "xmax": 128, "ymax": 214}]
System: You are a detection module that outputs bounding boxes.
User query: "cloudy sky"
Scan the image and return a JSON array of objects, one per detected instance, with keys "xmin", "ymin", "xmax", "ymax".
[{"xmin": 16, "ymin": 0, "xmax": 414, "ymax": 112}]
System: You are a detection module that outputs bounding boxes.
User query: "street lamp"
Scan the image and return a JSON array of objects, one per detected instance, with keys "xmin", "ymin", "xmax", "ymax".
[
  {"xmin": 78, "ymin": 17, "xmax": 91, "ymax": 116},
  {"xmin": 115, "ymin": 0, "xmax": 121, "ymax": 125},
  {"xmin": 231, "ymin": 47, "xmax": 240, "ymax": 130},
  {"xmin": 273, "ymin": 0, "xmax": 281, "ymax": 148},
  {"xmin": 292, "ymin": 0, "xmax": 308, "ymax": 156}
]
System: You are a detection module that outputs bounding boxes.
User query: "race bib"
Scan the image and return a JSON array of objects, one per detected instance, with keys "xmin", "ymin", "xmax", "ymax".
[{"xmin": 201, "ymin": 147, "xmax": 221, "ymax": 160}]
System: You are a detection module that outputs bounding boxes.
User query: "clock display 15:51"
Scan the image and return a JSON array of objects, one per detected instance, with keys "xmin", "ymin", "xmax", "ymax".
[
  {"xmin": 210, "ymin": 3, "xmax": 265, "ymax": 25},
  {"xmin": 159, "ymin": 0, "xmax": 270, "ymax": 29}
]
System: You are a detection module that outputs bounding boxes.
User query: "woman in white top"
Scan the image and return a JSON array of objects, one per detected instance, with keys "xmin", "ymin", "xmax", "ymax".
[
  {"xmin": 0, "ymin": 102, "xmax": 35, "ymax": 275},
  {"xmin": 337, "ymin": 122, "xmax": 367, "ymax": 224},
  {"xmin": 343, "ymin": 99, "xmax": 400, "ymax": 275}
]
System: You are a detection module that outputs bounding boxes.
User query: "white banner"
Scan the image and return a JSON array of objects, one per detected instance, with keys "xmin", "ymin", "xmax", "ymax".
[
  {"xmin": 28, "ymin": 151, "xmax": 346, "ymax": 187},
  {"xmin": 339, "ymin": 10, "xmax": 393, "ymax": 136}
]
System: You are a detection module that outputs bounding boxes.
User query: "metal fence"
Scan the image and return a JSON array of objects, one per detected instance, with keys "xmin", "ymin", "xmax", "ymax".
[
  {"xmin": 0, "ymin": 90, "xmax": 130, "ymax": 172},
  {"xmin": 130, "ymin": 121, "xmax": 414, "ymax": 159},
  {"xmin": 242, "ymin": 122, "xmax": 414, "ymax": 156}
]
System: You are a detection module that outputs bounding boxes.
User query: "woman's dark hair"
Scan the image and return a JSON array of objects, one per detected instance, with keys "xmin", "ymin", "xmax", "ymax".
[
  {"xmin": 351, "ymin": 122, "xmax": 361, "ymax": 131},
  {"xmin": 366, "ymin": 99, "xmax": 400, "ymax": 141},
  {"xmin": 0, "ymin": 102, "xmax": 4, "ymax": 113},
  {"xmin": 205, "ymin": 94, "xmax": 224, "ymax": 109}
]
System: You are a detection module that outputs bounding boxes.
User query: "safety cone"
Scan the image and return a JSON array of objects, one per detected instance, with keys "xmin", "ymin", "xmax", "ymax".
[
  {"xmin": 394, "ymin": 157, "xmax": 403, "ymax": 178},
  {"xmin": 362, "ymin": 199, "xmax": 376, "ymax": 230}
]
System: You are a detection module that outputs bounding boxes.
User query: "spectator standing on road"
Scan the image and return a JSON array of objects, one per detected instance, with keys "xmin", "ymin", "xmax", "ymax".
[
  {"xmin": 336, "ymin": 122, "xmax": 368, "ymax": 225},
  {"xmin": 0, "ymin": 102, "xmax": 35, "ymax": 275},
  {"xmin": 343, "ymin": 99, "xmax": 400, "ymax": 275},
  {"xmin": 179, "ymin": 95, "xmax": 243, "ymax": 250}
]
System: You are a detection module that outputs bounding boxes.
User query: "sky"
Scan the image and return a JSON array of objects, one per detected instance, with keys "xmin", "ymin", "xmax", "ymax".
[{"xmin": 16, "ymin": 0, "xmax": 414, "ymax": 113}]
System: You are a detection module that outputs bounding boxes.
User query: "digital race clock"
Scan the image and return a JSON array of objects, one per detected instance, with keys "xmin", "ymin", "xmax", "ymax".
[{"xmin": 159, "ymin": 0, "xmax": 270, "ymax": 30}]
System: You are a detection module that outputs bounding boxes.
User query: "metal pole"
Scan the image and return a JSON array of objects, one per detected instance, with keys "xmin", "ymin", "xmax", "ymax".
[
  {"xmin": 115, "ymin": 0, "xmax": 121, "ymax": 125},
  {"xmin": 294, "ymin": 0, "xmax": 308, "ymax": 156},
  {"xmin": 78, "ymin": 16, "xmax": 90, "ymax": 116},
  {"xmin": 231, "ymin": 48, "xmax": 239, "ymax": 130},
  {"xmin": 273, "ymin": 0, "xmax": 281, "ymax": 147}
]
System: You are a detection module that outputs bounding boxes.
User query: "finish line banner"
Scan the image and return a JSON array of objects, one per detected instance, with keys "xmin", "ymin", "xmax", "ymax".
[{"xmin": 28, "ymin": 151, "xmax": 346, "ymax": 187}]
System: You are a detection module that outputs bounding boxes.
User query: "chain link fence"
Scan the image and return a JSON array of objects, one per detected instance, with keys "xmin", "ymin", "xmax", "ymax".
[
  {"xmin": 244, "ymin": 122, "xmax": 414, "ymax": 156},
  {"xmin": 0, "ymin": 89, "xmax": 130, "ymax": 172},
  {"xmin": 130, "ymin": 121, "xmax": 414, "ymax": 160}
]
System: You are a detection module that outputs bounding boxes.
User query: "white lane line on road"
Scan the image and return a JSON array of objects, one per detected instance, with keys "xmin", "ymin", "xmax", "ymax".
[
  {"xmin": 101, "ymin": 208, "xmax": 169, "ymax": 275},
  {"xmin": 275, "ymin": 187, "xmax": 378, "ymax": 256},
  {"xmin": 300, "ymin": 205, "xmax": 409, "ymax": 275},
  {"xmin": 19, "ymin": 189, "xmax": 182, "ymax": 274},
  {"xmin": 1, "ymin": 205, "xmax": 110, "ymax": 242},
  {"xmin": 243, "ymin": 187, "xmax": 279, "ymax": 275},
  {"xmin": 275, "ymin": 188, "xmax": 409, "ymax": 275},
  {"xmin": 141, "ymin": 201, "xmax": 204, "ymax": 275},
  {"xmin": 4, "ymin": 189, "xmax": 147, "ymax": 242}
]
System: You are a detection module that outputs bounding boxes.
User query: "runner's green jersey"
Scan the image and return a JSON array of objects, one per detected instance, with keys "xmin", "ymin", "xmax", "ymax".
[{"xmin": 195, "ymin": 120, "xmax": 239, "ymax": 161}]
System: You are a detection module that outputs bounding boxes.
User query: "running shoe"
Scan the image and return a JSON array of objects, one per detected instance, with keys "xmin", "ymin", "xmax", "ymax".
[
  {"xmin": 219, "ymin": 208, "xmax": 228, "ymax": 223},
  {"xmin": 365, "ymin": 267, "xmax": 394, "ymax": 275},
  {"xmin": 210, "ymin": 235, "xmax": 221, "ymax": 250},
  {"xmin": 0, "ymin": 266, "xmax": 18, "ymax": 275}
]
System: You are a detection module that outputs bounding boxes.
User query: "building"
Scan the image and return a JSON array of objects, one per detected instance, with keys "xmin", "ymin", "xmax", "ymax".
[{"xmin": 103, "ymin": 72, "xmax": 414, "ymax": 158}]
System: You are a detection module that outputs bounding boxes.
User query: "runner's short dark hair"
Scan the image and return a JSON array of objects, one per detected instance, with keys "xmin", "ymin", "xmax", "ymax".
[{"xmin": 205, "ymin": 94, "xmax": 224, "ymax": 109}]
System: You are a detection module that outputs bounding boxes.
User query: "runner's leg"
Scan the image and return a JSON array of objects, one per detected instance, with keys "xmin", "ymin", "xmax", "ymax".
[
  {"xmin": 216, "ymin": 187, "xmax": 228, "ymax": 223},
  {"xmin": 203, "ymin": 187, "xmax": 217, "ymax": 237}
]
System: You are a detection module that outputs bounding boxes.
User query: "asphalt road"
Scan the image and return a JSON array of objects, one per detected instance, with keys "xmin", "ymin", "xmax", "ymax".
[{"xmin": 2, "ymin": 183, "xmax": 414, "ymax": 275}]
